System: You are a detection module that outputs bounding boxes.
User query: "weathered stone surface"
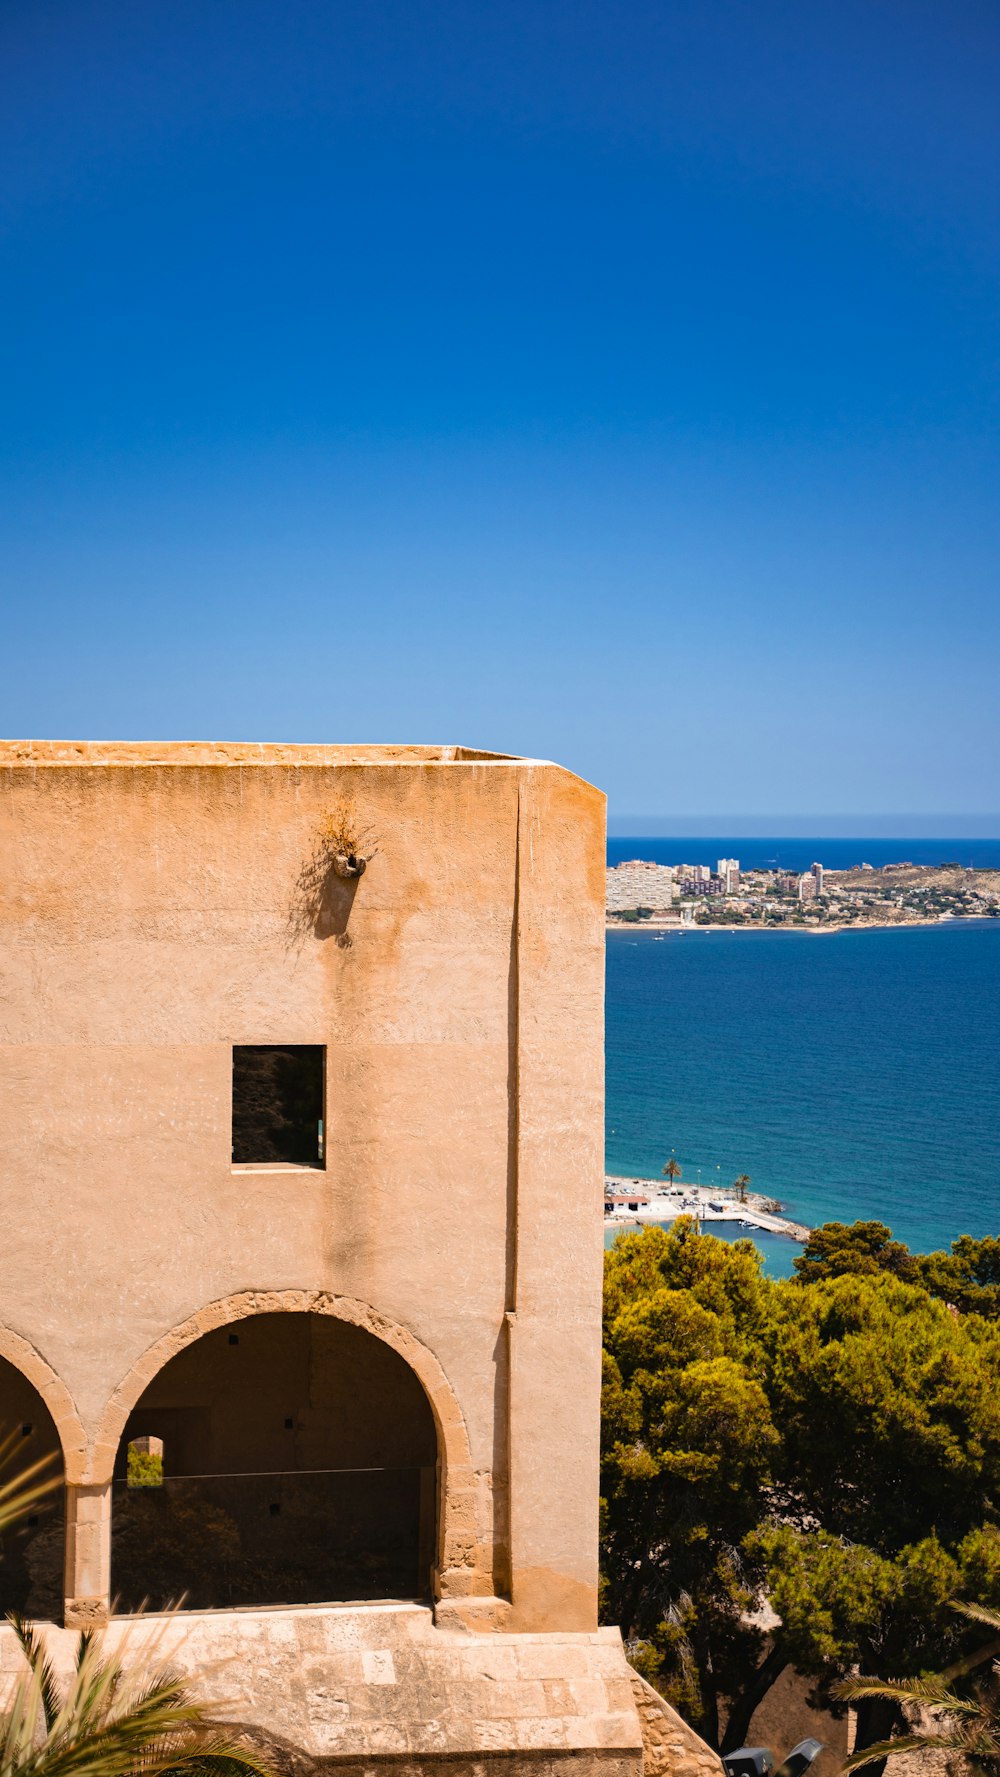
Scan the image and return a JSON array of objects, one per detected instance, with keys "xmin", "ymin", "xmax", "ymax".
[
  {"xmin": 629, "ymin": 1672, "xmax": 724, "ymax": 1777},
  {"xmin": 0, "ymin": 1605, "xmax": 644, "ymax": 1776}
]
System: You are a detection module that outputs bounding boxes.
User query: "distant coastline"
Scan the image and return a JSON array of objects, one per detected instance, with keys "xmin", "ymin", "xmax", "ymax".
[
  {"xmin": 606, "ymin": 913, "xmax": 990, "ymax": 935},
  {"xmin": 607, "ymin": 855, "xmax": 1000, "ymax": 933}
]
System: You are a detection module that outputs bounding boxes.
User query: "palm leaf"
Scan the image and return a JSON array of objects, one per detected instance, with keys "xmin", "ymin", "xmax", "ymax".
[
  {"xmin": 953, "ymin": 1602, "xmax": 1000, "ymax": 1634},
  {"xmin": 7, "ymin": 1616, "xmax": 62, "ymax": 1734},
  {"xmin": 835, "ymin": 1674, "xmax": 979, "ymax": 1714},
  {"xmin": 841, "ymin": 1734, "xmax": 933, "ymax": 1772},
  {"xmin": 836, "ymin": 1604, "xmax": 1000, "ymax": 1775},
  {"xmin": 0, "ymin": 1430, "xmax": 60, "ymax": 1535},
  {"xmin": 0, "ymin": 1618, "xmax": 272, "ymax": 1777}
]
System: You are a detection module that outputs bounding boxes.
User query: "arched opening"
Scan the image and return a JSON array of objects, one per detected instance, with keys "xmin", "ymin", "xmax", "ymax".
[
  {"xmin": 110, "ymin": 1311, "xmax": 438, "ymax": 1612},
  {"xmin": 0, "ymin": 1356, "xmax": 65, "ymax": 1619}
]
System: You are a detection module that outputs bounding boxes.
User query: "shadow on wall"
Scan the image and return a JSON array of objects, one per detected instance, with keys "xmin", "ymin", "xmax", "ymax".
[
  {"xmin": 0, "ymin": 1359, "xmax": 65, "ymax": 1621},
  {"xmin": 287, "ymin": 805, "xmax": 379, "ymax": 949}
]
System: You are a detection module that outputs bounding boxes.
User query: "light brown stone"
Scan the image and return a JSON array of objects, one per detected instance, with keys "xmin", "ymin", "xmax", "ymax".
[
  {"xmin": 0, "ymin": 743, "xmax": 638, "ymax": 1773},
  {"xmin": 630, "ymin": 1672, "xmax": 725, "ymax": 1777}
]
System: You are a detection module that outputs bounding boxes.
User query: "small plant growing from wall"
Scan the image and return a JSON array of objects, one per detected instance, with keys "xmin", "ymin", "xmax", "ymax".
[
  {"xmin": 317, "ymin": 802, "xmax": 379, "ymax": 879},
  {"xmin": 289, "ymin": 801, "xmax": 380, "ymax": 945}
]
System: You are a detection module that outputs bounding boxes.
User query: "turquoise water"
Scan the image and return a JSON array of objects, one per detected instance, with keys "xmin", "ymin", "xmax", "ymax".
[{"xmin": 606, "ymin": 920, "xmax": 1000, "ymax": 1258}]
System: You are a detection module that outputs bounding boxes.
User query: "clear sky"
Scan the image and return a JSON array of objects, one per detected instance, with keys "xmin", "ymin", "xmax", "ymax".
[{"xmin": 3, "ymin": 0, "xmax": 998, "ymax": 824}]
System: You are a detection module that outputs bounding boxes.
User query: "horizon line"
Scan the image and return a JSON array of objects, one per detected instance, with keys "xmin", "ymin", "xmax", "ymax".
[{"xmin": 607, "ymin": 815, "xmax": 1000, "ymax": 839}]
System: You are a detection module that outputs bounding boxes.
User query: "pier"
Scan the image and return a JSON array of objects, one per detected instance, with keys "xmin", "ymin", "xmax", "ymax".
[{"xmin": 604, "ymin": 1175, "xmax": 811, "ymax": 1245}]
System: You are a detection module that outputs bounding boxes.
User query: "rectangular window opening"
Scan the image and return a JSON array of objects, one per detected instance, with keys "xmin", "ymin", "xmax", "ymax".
[{"xmin": 232, "ymin": 1045, "xmax": 325, "ymax": 1168}]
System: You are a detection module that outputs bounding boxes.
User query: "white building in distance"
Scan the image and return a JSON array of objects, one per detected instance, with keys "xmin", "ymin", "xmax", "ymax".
[{"xmin": 606, "ymin": 860, "xmax": 679, "ymax": 911}]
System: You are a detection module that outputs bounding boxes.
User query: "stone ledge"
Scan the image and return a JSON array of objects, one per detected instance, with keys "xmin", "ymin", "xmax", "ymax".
[{"xmin": 0, "ymin": 1605, "xmax": 644, "ymax": 1775}]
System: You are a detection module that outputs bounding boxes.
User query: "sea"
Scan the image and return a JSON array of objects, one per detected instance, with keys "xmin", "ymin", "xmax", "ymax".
[{"xmin": 605, "ymin": 838, "xmax": 1000, "ymax": 1279}]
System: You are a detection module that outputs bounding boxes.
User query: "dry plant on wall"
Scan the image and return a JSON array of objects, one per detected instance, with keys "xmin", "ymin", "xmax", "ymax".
[
  {"xmin": 289, "ymin": 801, "xmax": 380, "ymax": 948},
  {"xmin": 317, "ymin": 801, "xmax": 380, "ymax": 880}
]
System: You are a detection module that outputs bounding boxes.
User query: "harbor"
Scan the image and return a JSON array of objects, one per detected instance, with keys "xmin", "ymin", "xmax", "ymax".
[{"xmin": 604, "ymin": 1174, "xmax": 812, "ymax": 1244}]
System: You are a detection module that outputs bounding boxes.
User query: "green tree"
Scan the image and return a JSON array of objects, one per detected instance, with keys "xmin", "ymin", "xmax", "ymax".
[
  {"xmin": 600, "ymin": 1225, "xmax": 1000, "ymax": 1764},
  {"xmin": 733, "ymin": 1175, "xmax": 751, "ymax": 1205},
  {"xmin": 793, "ymin": 1223, "xmax": 1000, "ymax": 1319},
  {"xmin": 913, "ymin": 1236, "xmax": 1000, "ymax": 1319},
  {"xmin": 662, "ymin": 1159, "xmax": 682, "ymax": 1188},
  {"xmin": 126, "ymin": 1445, "xmax": 163, "ymax": 1487},
  {"xmin": 792, "ymin": 1221, "xmax": 915, "ymax": 1284},
  {"xmin": 602, "ymin": 1222, "xmax": 778, "ymax": 1743}
]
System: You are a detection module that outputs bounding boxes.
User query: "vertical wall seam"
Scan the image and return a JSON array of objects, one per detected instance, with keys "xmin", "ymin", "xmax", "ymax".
[
  {"xmin": 506, "ymin": 780, "xmax": 521, "ymax": 1318},
  {"xmin": 501, "ymin": 779, "xmax": 523, "ymax": 1604}
]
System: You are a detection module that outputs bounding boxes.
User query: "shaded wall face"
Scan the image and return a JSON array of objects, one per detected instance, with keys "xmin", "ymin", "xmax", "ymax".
[
  {"xmin": 0, "ymin": 1358, "xmax": 64, "ymax": 1619},
  {"xmin": 111, "ymin": 1314, "xmax": 438, "ymax": 1611},
  {"xmin": 118, "ymin": 1313, "xmax": 437, "ymax": 1477}
]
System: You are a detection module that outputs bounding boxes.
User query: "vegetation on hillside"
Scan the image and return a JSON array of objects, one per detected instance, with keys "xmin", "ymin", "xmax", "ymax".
[
  {"xmin": 793, "ymin": 1220, "xmax": 1000, "ymax": 1317},
  {"xmin": 600, "ymin": 1218, "xmax": 1000, "ymax": 1765}
]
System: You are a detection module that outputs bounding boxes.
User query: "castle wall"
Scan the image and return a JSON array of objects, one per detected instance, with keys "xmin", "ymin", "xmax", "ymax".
[{"xmin": 0, "ymin": 745, "xmax": 606, "ymax": 1634}]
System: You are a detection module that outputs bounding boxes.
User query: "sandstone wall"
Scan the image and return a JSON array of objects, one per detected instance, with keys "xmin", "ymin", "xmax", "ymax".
[{"xmin": 0, "ymin": 744, "xmax": 606, "ymax": 1631}]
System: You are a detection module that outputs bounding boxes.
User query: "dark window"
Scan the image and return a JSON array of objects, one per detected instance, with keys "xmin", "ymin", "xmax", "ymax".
[{"xmin": 232, "ymin": 1046, "xmax": 325, "ymax": 1166}]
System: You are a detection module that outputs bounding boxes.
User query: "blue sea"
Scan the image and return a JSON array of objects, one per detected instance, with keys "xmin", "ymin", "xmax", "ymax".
[{"xmin": 605, "ymin": 840, "xmax": 1000, "ymax": 1279}]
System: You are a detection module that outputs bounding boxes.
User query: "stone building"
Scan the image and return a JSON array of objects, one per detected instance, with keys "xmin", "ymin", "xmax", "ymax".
[{"xmin": 0, "ymin": 741, "xmax": 718, "ymax": 1776}]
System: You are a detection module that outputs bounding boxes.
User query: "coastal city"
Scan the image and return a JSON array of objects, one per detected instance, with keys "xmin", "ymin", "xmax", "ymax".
[{"xmin": 607, "ymin": 854, "xmax": 1000, "ymax": 928}]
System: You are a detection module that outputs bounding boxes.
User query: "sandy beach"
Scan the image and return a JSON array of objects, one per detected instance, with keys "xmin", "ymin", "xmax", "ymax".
[{"xmin": 605, "ymin": 1174, "xmax": 811, "ymax": 1244}]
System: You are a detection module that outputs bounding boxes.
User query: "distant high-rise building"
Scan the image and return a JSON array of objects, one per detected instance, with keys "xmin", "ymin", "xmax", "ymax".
[
  {"xmin": 606, "ymin": 861, "xmax": 678, "ymax": 911},
  {"xmin": 811, "ymin": 862, "xmax": 825, "ymax": 894},
  {"xmin": 797, "ymin": 872, "xmax": 818, "ymax": 902},
  {"xmin": 717, "ymin": 857, "xmax": 740, "ymax": 893}
]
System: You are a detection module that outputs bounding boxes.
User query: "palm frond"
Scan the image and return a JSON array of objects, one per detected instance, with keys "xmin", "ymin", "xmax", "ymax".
[
  {"xmin": 836, "ymin": 1605, "xmax": 1000, "ymax": 1777},
  {"xmin": 0, "ymin": 1619, "xmax": 273, "ymax": 1777},
  {"xmin": 834, "ymin": 1675, "xmax": 975, "ymax": 1714},
  {"xmin": 0, "ymin": 1430, "xmax": 60, "ymax": 1535},
  {"xmin": 158, "ymin": 1747, "xmax": 274, "ymax": 1777},
  {"xmin": 7, "ymin": 1616, "xmax": 62, "ymax": 1734},
  {"xmin": 953, "ymin": 1602, "xmax": 1000, "ymax": 1634},
  {"xmin": 841, "ymin": 1734, "xmax": 934, "ymax": 1771}
]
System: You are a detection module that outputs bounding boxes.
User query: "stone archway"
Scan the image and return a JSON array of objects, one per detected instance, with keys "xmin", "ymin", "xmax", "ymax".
[
  {"xmin": 0, "ymin": 1328, "xmax": 86, "ymax": 1482},
  {"xmin": 89, "ymin": 1291, "xmax": 484, "ymax": 1611},
  {"xmin": 0, "ymin": 1330, "xmax": 84, "ymax": 1621}
]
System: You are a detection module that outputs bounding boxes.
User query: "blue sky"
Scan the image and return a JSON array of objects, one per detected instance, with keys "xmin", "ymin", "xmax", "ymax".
[{"xmin": 2, "ymin": 0, "xmax": 998, "ymax": 823}]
